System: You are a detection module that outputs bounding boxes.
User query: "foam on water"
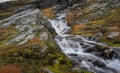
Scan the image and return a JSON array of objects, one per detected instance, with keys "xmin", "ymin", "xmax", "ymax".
[
  {"xmin": 49, "ymin": 12, "xmax": 120, "ymax": 73},
  {"xmin": 0, "ymin": 0, "xmax": 11, "ymax": 2}
]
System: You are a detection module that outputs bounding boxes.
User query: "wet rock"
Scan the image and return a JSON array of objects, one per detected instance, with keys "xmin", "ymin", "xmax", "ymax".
[
  {"xmin": 106, "ymin": 32, "xmax": 120, "ymax": 44},
  {"xmin": 41, "ymin": 68, "xmax": 53, "ymax": 73},
  {"xmin": 37, "ymin": 11, "xmax": 56, "ymax": 34},
  {"xmin": 107, "ymin": 32, "xmax": 120, "ymax": 39},
  {"xmin": 68, "ymin": 53, "xmax": 78, "ymax": 56},
  {"xmin": 0, "ymin": 1, "xmax": 13, "ymax": 10},
  {"xmin": 85, "ymin": 43, "xmax": 115, "ymax": 59},
  {"xmin": 14, "ymin": 4, "xmax": 36, "ymax": 14},
  {"xmin": 93, "ymin": 45, "xmax": 115, "ymax": 59},
  {"xmin": 103, "ymin": 48, "xmax": 115, "ymax": 58},
  {"xmin": 93, "ymin": 60, "xmax": 106, "ymax": 67},
  {"xmin": 0, "ymin": 5, "xmax": 56, "ymax": 45}
]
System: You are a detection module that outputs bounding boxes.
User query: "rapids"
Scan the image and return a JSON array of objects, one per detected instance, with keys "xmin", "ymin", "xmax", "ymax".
[{"xmin": 49, "ymin": 12, "xmax": 120, "ymax": 73}]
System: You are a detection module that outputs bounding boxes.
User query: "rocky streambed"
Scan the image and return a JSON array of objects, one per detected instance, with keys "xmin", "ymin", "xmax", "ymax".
[
  {"xmin": 49, "ymin": 11, "xmax": 120, "ymax": 73},
  {"xmin": 0, "ymin": 4, "xmax": 75, "ymax": 73},
  {"xmin": 0, "ymin": 0, "xmax": 120, "ymax": 73}
]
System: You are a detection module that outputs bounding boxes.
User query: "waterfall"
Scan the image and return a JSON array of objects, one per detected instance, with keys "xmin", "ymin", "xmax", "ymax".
[
  {"xmin": 49, "ymin": 12, "xmax": 120, "ymax": 73},
  {"xmin": 0, "ymin": 0, "xmax": 11, "ymax": 2}
]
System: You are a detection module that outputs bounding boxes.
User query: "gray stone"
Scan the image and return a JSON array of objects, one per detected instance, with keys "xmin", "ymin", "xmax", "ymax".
[
  {"xmin": 41, "ymin": 68, "xmax": 53, "ymax": 73},
  {"xmin": 0, "ymin": 1, "xmax": 13, "ymax": 10},
  {"xmin": 40, "ymin": 32, "xmax": 48, "ymax": 41},
  {"xmin": 107, "ymin": 32, "xmax": 120, "ymax": 38},
  {"xmin": 14, "ymin": 4, "xmax": 36, "ymax": 14},
  {"xmin": 0, "ymin": 5, "xmax": 55, "ymax": 45}
]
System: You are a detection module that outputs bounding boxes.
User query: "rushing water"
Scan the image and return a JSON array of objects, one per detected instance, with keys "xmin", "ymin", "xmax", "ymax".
[{"xmin": 49, "ymin": 12, "xmax": 120, "ymax": 73}]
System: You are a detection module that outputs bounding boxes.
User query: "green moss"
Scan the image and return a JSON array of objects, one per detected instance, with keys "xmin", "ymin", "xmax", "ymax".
[
  {"xmin": 0, "ymin": 37, "xmax": 78, "ymax": 73},
  {"xmin": 48, "ymin": 65, "xmax": 79, "ymax": 73},
  {"xmin": 99, "ymin": 37, "xmax": 120, "ymax": 47},
  {"xmin": 0, "ymin": 11, "xmax": 13, "ymax": 20},
  {"xmin": 90, "ymin": 19, "xmax": 106, "ymax": 25},
  {"xmin": 105, "ymin": 8, "xmax": 120, "ymax": 23}
]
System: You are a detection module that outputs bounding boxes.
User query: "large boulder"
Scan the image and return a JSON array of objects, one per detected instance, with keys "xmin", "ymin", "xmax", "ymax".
[
  {"xmin": 0, "ymin": 5, "xmax": 57, "ymax": 56},
  {"xmin": 0, "ymin": 6, "xmax": 55, "ymax": 46},
  {"xmin": 107, "ymin": 32, "xmax": 120, "ymax": 39},
  {"xmin": 0, "ymin": 5, "xmax": 75, "ymax": 73}
]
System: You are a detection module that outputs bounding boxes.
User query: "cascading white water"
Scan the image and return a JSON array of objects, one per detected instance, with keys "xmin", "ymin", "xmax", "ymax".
[
  {"xmin": 49, "ymin": 12, "xmax": 120, "ymax": 73},
  {"xmin": 0, "ymin": 0, "xmax": 11, "ymax": 2}
]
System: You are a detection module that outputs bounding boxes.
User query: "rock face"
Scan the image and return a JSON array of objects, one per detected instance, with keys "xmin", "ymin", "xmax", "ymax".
[
  {"xmin": 0, "ymin": 0, "xmax": 119, "ymax": 73},
  {"xmin": 35, "ymin": 0, "xmax": 87, "ymax": 8},
  {"xmin": 107, "ymin": 32, "xmax": 120, "ymax": 39},
  {"xmin": 0, "ymin": 5, "xmax": 74, "ymax": 73},
  {"xmin": 14, "ymin": 4, "xmax": 36, "ymax": 14},
  {"xmin": 0, "ymin": 1, "xmax": 13, "ymax": 10},
  {"xmin": 0, "ymin": 6, "xmax": 55, "ymax": 45},
  {"xmin": 86, "ymin": 44, "xmax": 115, "ymax": 59}
]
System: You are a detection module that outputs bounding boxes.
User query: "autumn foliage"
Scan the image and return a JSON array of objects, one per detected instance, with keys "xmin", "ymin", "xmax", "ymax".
[
  {"xmin": 0, "ymin": 65, "xmax": 21, "ymax": 73},
  {"xmin": 42, "ymin": 8, "xmax": 56, "ymax": 19},
  {"xmin": 72, "ymin": 24, "xmax": 86, "ymax": 32},
  {"xmin": 29, "ymin": 38, "xmax": 41, "ymax": 45}
]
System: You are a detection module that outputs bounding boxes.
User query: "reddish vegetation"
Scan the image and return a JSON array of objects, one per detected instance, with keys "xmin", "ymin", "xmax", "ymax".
[
  {"xmin": 103, "ymin": 28, "xmax": 120, "ymax": 37},
  {"xmin": 72, "ymin": 24, "xmax": 86, "ymax": 32},
  {"xmin": 29, "ymin": 38, "xmax": 41, "ymax": 45},
  {"xmin": 42, "ymin": 8, "xmax": 56, "ymax": 19},
  {"xmin": 0, "ymin": 65, "xmax": 21, "ymax": 73},
  {"xmin": 66, "ymin": 10, "xmax": 79, "ymax": 25},
  {"xmin": 0, "ymin": 29, "xmax": 8, "ymax": 34}
]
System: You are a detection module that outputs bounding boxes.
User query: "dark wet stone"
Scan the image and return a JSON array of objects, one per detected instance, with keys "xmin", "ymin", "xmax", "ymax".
[
  {"xmin": 0, "ymin": 1, "xmax": 13, "ymax": 10},
  {"xmin": 68, "ymin": 53, "xmax": 78, "ymax": 56},
  {"xmin": 93, "ymin": 60, "xmax": 106, "ymax": 67}
]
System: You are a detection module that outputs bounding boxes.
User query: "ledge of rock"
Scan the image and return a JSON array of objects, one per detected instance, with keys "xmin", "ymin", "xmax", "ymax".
[
  {"xmin": 0, "ymin": 5, "xmax": 56, "ymax": 45},
  {"xmin": 0, "ymin": 4, "xmax": 74, "ymax": 73}
]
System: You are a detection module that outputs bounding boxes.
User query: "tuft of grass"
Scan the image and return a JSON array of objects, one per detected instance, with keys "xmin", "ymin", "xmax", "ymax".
[{"xmin": 42, "ymin": 7, "xmax": 56, "ymax": 19}]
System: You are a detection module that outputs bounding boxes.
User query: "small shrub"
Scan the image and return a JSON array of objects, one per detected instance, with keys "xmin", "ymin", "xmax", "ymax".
[{"xmin": 42, "ymin": 8, "xmax": 56, "ymax": 19}]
